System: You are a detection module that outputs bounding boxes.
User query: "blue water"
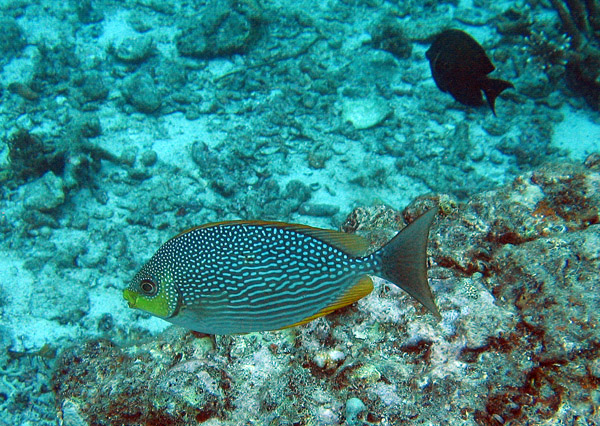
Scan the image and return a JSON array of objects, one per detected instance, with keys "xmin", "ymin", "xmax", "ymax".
[{"xmin": 0, "ymin": 0, "xmax": 598, "ymax": 425}]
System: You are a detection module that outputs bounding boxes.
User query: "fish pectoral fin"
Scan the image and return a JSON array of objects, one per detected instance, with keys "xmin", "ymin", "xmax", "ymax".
[{"xmin": 278, "ymin": 276, "xmax": 374, "ymax": 330}]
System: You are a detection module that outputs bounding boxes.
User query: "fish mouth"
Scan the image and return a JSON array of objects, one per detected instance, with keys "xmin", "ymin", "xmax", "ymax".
[{"xmin": 123, "ymin": 289, "xmax": 138, "ymax": 308}]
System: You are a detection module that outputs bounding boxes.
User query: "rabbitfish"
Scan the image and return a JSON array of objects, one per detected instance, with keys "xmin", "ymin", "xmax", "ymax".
[{"xmin": 123, "ymin": 209, "xmax": 440, "ymax": 334}]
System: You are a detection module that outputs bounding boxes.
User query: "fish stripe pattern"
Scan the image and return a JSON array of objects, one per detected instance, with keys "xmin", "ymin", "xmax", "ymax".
[{"xmin": 124, "ymin": 210, "xmax": 441, "ymax": 334}]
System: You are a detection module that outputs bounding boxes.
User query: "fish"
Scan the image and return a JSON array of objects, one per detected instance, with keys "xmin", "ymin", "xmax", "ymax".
[
  {"xmin": 426, "ymin": 29, "xmax": 514, "ymax": 115},
  {"xmin": 123, "ymin": 208, "xmax": 441, "ymax": 335},
  {"xmin": 7, "ymin": 82, "xmax": 40, "ymax": 101}
]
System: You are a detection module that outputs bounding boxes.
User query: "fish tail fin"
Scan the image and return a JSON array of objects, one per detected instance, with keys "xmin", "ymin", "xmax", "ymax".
[
  {"xmin": 376, "ymin": 208, "xmax": 441, "ymax": 320},
  {"xmin": 482, "ymin": 78, "xmax": 514, "ymax": 116}
]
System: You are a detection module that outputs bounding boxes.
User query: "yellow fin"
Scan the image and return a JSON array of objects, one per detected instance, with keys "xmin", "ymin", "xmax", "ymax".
[
  {"xmin": 280, "ymin": 276, "xmax": 374, "ymax": 330},
  {"xmin": 172, "ymin": 220, "xmax": 371, "ymax": 257}
]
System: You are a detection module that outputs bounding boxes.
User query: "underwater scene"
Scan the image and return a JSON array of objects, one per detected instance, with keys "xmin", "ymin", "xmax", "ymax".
[{"xmin": 0, "ymin": 0, "xmax": 599, "ymax": 425}]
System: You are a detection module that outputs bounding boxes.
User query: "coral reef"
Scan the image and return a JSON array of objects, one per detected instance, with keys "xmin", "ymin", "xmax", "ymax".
[
  {"xmin": 0, "ymin": 1, "xmax": 598, "ymax": 425},
  {"xmin": 7, "ymin": 130, "xmax": 65, "ymax": 182},
  {"xmin": 0, "ymin": 17, "xmax": 25, "ymax": 67},
  {"xmin": 34, "ymin": 42, "xmax": 80, "ymax": 87},
  {"xmin": 548, "ymin": 0, "xmax": 600, "ymax": 109},
  {"xmin": 548, "ymin": 0, "xmax": 600, "ymax": 55},
  {"xmin": 51, "ymin": 158, "xmax": 600, "ymax": 425},
  {"xmin": 122, "ymin": 72, "xmax": 162, "ymax": 114},
  {"xmin": 175, "ymin": 0, "xmax": 262, "ymax": 59},
  {"xmin": 76, "ymin": 0, "xmax": 104, "ymax": 24},
  {"xmin": 368, "ymin": 16, "xmax": 412, "ymax": 59}
]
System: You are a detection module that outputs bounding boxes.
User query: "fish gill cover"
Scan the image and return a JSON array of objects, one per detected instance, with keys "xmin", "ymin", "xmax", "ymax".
[{"xmin": 0, "ymin": 0, "xmax": 598, "ymax": 425}]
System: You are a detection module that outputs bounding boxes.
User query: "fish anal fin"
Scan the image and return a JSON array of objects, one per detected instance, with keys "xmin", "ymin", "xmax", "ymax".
[{"xmin": 279, "ymin": 276, "xmax": 374, "ymax": 330}]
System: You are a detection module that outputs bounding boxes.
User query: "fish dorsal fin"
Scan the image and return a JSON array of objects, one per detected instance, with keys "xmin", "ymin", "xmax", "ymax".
[
  {"xmin": 285, "ymin": 224, "xmax": 370, "ymax": 257},
  {"xmin": 279, "ymin": 276, "xmax": 374, "ymax": 330},
  {"xmin": 173, "ymin": 220, "xmax": 371, "ymax": 258}
]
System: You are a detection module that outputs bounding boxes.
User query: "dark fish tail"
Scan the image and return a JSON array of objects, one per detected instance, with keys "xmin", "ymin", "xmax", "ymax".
[
  {"xmin": 376, "ymin": 208, "xmax": 441, "ymax": 319},
  {"xmin": 482, "ymin": 78, "xmax": 514, "ymax": 116}
]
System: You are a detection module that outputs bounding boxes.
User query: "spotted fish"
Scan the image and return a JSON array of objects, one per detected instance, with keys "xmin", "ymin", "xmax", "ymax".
[{"xmin": 123, "ymin": 209, "xmax": 440, "ymax": 334}]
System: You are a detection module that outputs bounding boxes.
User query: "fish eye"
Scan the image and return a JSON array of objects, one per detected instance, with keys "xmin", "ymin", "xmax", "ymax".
[{"xmin": 140, "ymin": 279, "xmax": 158, "ymax": 296}]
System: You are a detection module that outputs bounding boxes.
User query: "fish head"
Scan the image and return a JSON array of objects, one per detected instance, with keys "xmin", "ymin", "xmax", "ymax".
[{"xmin": 123, "ymin": 264, "xmax": 179, "ymax": 319}]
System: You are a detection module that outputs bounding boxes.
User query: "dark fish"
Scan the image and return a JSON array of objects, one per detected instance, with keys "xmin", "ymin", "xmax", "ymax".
[
  {"xmin": 124, "ymin": 209, "xmax": 441, "ymax": 335},
  {"xmin": 426, "ymin": 29, "xmax": 513, "ymax": 115},
  {"xmin": 7, "ymin": 82, "xmax": 40, "ymax": 101}
]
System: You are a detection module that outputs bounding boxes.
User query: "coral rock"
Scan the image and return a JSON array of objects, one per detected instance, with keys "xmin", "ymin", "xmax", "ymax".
[{"xmin": 51, "ymin": 159, "xmax": 600, "ymax": 425}]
